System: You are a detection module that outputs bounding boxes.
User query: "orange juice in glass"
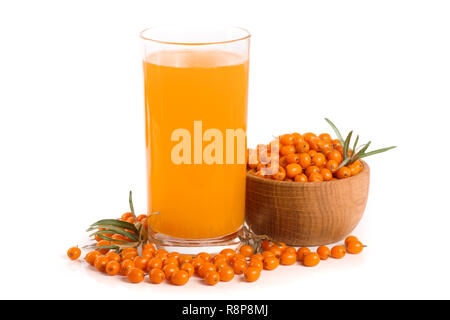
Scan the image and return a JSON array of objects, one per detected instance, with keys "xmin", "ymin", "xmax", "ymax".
[{"xmin": 141, "ymin": 26, "xmax": 250, "ymax": 247}]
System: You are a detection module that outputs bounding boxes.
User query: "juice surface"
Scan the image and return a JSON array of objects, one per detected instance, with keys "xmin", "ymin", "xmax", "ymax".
[{"xmin": 144, "ymin": 50, "xmax": 249, "ymax": 239}]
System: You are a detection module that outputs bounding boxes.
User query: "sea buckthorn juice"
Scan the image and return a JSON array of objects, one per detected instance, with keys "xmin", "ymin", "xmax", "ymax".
[{"xmin": 141, "ymin": 27, "xmax": 250, "ymax": 245}]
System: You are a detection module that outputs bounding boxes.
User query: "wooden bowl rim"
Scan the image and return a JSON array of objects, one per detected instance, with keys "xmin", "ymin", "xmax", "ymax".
[{"xmin": 247, "ymin": 160, "xmax": 370, "ymax": 187}]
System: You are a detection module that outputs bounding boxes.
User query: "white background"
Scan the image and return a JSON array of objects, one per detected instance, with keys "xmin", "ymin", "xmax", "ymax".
[{"xmin": 1, "ymin": 0, "xmax": 449, "ymax": 300}]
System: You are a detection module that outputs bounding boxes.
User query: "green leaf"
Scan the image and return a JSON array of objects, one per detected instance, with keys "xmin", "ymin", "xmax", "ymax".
[
  {"xmin": 351, "ymin": 135, "xmax": 360, "ymax": 157},
  {"xmin": 324, "ymin": 118, "xmax": 344, "ymax": 146},
  {"xmin": 129, "ymin": 191, "xmax": 137, "ymax": 222},
  {"xmin": 87, "ymin": 226, "xmax": 139, "ymax": 241},
  {"xmin": 337, "ymin": 157, "xmax": 352, "ymax": 170},
  {"xmin": 343, "ymin": 130, "xmax": 353, "ymax": 160},
  {"xmin": 88, "ymin": 219, "xmax": 138, "ymax": 233},
  {"xmin": 93, "ymin": 233, "xmax": 131, "ymax": 243},
  {"xmin": 359, "ymin": 146, "xmax": 397, "ymax": 159}
]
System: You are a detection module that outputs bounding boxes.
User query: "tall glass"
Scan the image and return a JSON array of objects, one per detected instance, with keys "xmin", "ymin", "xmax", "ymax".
[{"xmin": 141, "ymin": 26, "xmax": 250, "ymax": 248}]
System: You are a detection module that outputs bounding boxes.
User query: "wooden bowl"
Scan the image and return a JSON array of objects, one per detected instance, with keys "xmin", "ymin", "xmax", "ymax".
[{"xmin": 245, "ymin": 161, "xmax": 370, "ymax": 246}]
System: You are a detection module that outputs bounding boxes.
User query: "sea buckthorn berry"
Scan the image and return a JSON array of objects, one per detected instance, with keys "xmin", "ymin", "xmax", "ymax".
[
  {"xmin": 136, "ymin": 214, "xmax": 147, "ymax": 223},
  {"xmin": 298, "ymin": 153, "xmax": 311, "ymax": 168},
  {"xmin": 229, "ymin": 254, "xmax": 246, "ymax": 267},
  {"xmin": 326, "ymin": 159, "xmax": 339, "ymax": 172},
  {"xmin": 244, "ymin": 267, "xmax": 261, "ymax": 282},
  {"xmin": 332, "ymin": 139, "xmax": 342, "ymax": 149},
  {"xmin": 305, "ymin": 165, "xmax": 320, "ymax": 177},
  {"xmin": 239, "ymin": 245, "xmax": 254, "ymax": 257},
  {"xmin": 163, "ymin": 257, "xmax": 179, "ymax": 267},
  {"xmin": 261, "ymin": 240, "xmax": 272, "ymax": 251},
  {"xmin": 85, "ymin": 251, "xmax": 101, "ymax": 266},
  {"xmin": 126, "ymin": 217, "xmax": 135, "ymax": 224},
  {"xmin": 181, "ymin": 263, "xmax": 195, "ymax": 277},
  {"xmin": 121, "ymin": 248, "xmax": 138, "ymax": 260},
  {"xmin": 348, "ymin": 163, "xmax": 360, "ymax": 176},
  {"xmin": 295, "ymin": 141, "xmax": 310, "ymax": 153},
  {"xmin": 155, "ymin": 249, "xmax": 169, "ymax": 259},
  {"xmin": 248, "ymin": 259, "xmax": 263, "ymax": 271},
  {"xmin": 331, "ymin": 246, "xmax": 346, "ymax": 259},
  {"xmin": 250, "ymin": 254, "xmax": 264, "ymax": 261},
  {"xmin": 149, "ymin": 268, "xmax": 165, "ymax": 284},
  {"xmin": 269, "ymin": 246, "xmax": 282, "ymax": 258},
  {"xmin": 295, "ymin": 174, "xmax": 308, "ymax": 182},
  {"xmin": 320, "ymin": 168, "xmax": 333, "ymax": 181},
  {"xmin": 218, "ymin": 266, "xmax": 235, "ymax": 282},
  {"xmin": 106, "ymin": 251, "xmax": 121, "ymax": 263},
  {"xmin": 308, "ymin": 149, "xmax": 318, "ymax": 159},
  {"xmin": 167, "ymin": 252, "xmax": 180, "ymax": 260},
  {"xmin": 279, "ymin": 156, "xmax": 289, "ymax": 168},
  {"xmin": 94, "ymin": 255, "xmax": 109, "ymax": 272},
  {"xmin": 317, "ymin": 246, "xmax": 331, "ymax": 260},
  {"xmin": 317, "ymin": 140, "xmax": 333, "ymax": 153},
  {"xmin": 319, "ymin": 133, "xmax": 332, "ymax": 141},
  {"xmin": 96, "ymin": 240, "xmax": 111, "ymax": 255},
  {"xmin": 280, "ymin": 134, "xmax": 295, "ymax": 145},
  {"xmin": 327, "ymin": 150, "xmax": 343, "ymax": 163},
  {"xmin": 121, "ymin": 212, "xmax": 133, "ymax": 221},
  {"xmin": 110, "ymin": 234, "xmax": 126, "ymax": 244},
  {"xmin": 211, "ymin": 254, "xmax": 227, "ymax": 264},
  {"xmin": 142, "ymin": 243, "xmax": 156, "ymax": 253},
  {"xmin": 179, "ymin": 254, "xmax": 193, "ymax": 265},
  {"xmin": 311, "ymin": 153, "xmax": 326, "ymax": 167},
  {"xmin": 285, "ymin": 153, "xmax": 300, "ymax": 164},
  {"xmin": 232, "ymin": 259, "xmax": 248, "ymax": 275},
  {"xmin": 280, "ymin": 144, "xmax": 296, "ymax": 156},
  {"xmin": 163, "ymin": 264, "xmax": 179, "ymax": 280},
  {"xmin": 261, "ymin": 251, "xmax": 275, "ymax": 259},
  {"xmin": 284, "ymin": 247, "xmax": 296, "ymax": 255},
  {"xmin": 346, "ymin": 240, "xmax": 364, "ymax": 254},
  {"xmin": 171, "ymin": 270, "xmax": 189, "ymax": 286},
  {"xmin": 297, "ymin": 247, "xmax": 311, "ymax": 261},
  {"xmin": 120, "ymin": 259, "xmax": 135, "ymax": 276},
  {"xmin": 67, "ymin": 247, "xmax": 81, "ymax": 260},
  {"xmin": 141, "ymin": 250, "xmax": 153, "ymax": 260},
  {"xmin": 303, "ymin": 253, "xmax": 320, "ymax": 267},
  {"xmin": 309, "ymin": 137, "xmax": 321, "ymax": 151},
  {"xmin": 308, "ymin": 172, "xmax": 324, "ymax": 182},
  {"xmin": 128, "ymin": 268, "xmax": 145, "ymax": 283},
  {"xmin": 106, "ymin": 261, "xmax": 120, "ymax": 276},
  {"xmin": 134, "ymin": 256, "xmax": 149, "ymax": 270},
  {"xmin": 336, "ymin": 167, "xmax": 351, "ymax": 179},
  {"xmin": 286, "ymin": 163, "xmax": 302, "ymax": 178},
  {"xmin": 191, "ymin": 257, "xmax": 205, "ymax": 271},
  {"xmin": 292, "ymin": 133, "xmax": 303, "ymax": 144},
  {"xmin": 272, "ymin": 167, "xmax": 286, "ymax": 181},
  {"xmin": 303, "ymin": 132, "xmax": 317, "ymax": 142},
  {"xmin": 280, "ymin": 252, "xmax": 297, "ymax": 265},
  {"xmin": 263, "ymin": 256, "xmax": 280, "ymax": 270},
  {"xmin": 219, "ymin": 249, "xmax": 235, "ymax": 262},
  {"xmin": 214, "ymin": 259, "xmax": 228, "ymax": 270},
  {"xmin": 204, "ymin": 271, "xmax": 220, "ymax": 286},
  {"xmin": 198, "ymin": 263, "xmax": 216, "ymax": 278},
  {"xmin": 147, "ymin": 257, "xmax": 163, "ymax": 270},
  {"xmin": 345, "ymin": 236, "xmax": 359, "ymax": 247}
]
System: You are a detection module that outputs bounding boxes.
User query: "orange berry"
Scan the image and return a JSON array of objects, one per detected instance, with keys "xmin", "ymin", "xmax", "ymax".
[
  {"xmin": 320, "ymin": 168, "xmax": 333, "ymax": 181},
  {"xmin": 294, "ymin": 173, "xmax": 308, "ymax": 182},
  {"xmin": 326, "ymin": 159, "xmax": 339, "ymax": 172},
  {"xmin": 285, "ymin": 153, "xmax": 300, "ymax": 164},
  {"xmin": 179, "ymin": 254, "xmax": 193, "ymax": 265},
  {"xmin": 96, "ymin": 240, "xmax": 111, "ymax": 255},
  {"xmin": 308, "ymin": 172, "xmax": 323, "ymax": 182},
  {"xmin": 120, "ymin": 259, "xmax": 135, "ymax": 276},
  {"xmin": 286, "ymin": 163, "xmax": 302, "ymax": 178},
  {"xmin": 141, "ymin": 250, "xmax": 153, "ymax": 260},
  {"xmin": 305, "ymin": 165, "xmax": 320, "ymax": 177},
  {"xmin": 311, "ymin": 153, "xmax": 326, "ymax": 167},
  {"xmin": 345, "ymin": 235, "xmax": 359, "ymax": 247},
  {"xmin": 211, "ymin": 254, "xmax": 227, "ymax": 264},
  {"xmin": 346, "ymin": 240, "xmax": 364, "ymax": 254},
  {"xmin": 218, "ymin": 266, "xmax": 235, "ymax": 282},
  {"xmin": 163, "ymin": 257, "xmax": 179, "ymax": 267},
  {"xmin": 280, "ymin": 252, "xmax": 297, "ymax": 265},
  {"xmin": 327, "ymin": 150, "xmax": 343, "ymax": 163},
  {"xmin": 198, "ymin": 263, "xmax": 216, "ymax": 278},
  {"xmin": 214, "ymin": 259, "xmax": 228, "ymax": 270},
  {"xmin": 296, "ymin": 141, "xmax": 310, "ymax": 153},
  {"xmin": 263, "ymin": 256, "xmax": 279, "ymax": 270},
  {"xmin": 181, "ymin": 263, "xmax": 195, "ymax": 277},
  {"xmin": 147, "ymin": 257, "xmax": 163, "ymax": 270},
  {"xmin": 279, "ymin": 156, "xmax": 289, "ymax": 168},
  {"xmin": 149, "ymin": 268, "xmax": 165, "ymax": 284},
  {"xmin": 85, "ymin": 251, "xmax": 101, "ymax": 266},
  {"xmin": 303, "ymin": 132, "xmax": 317, "ymax": 142},
  {"xmin": 280, "ymin": 134, "xmax": 295, "ymax": 145},
  {"xmin": 303, "ymin": 253, "xmax": 320, "ymax": 267},
  {"xmin": 261, "ymin": 240, "xmax": 272, "ymax": 251},
  {"xmin": 248, "ymin": 259, "xmax": 263, "ymax": 271},
  {"xmin": 94, "ymin": 255, "xmax": 109, "ymax": 272},
  {"xmin": 127, "ymin": 268, "xmax": 145, "ymax": 283},
  {"xmin": 298, "ymin": 153, "xmax": 311, "ymax": 168},
  {"xmin": 239, "ymin": 245, "xmax": 254, "ymax": 257},
  {"xmin": 317, "ymin": 140, "xmax": 333, "ymax": 153},
  {"xmin": 142, "ymin": 243, "xmax": 156, "ymax": 253},
  {"xmin": 121, "ymin": 212, "xmax": 133, "ymax": 221},
  {"xmin": 261, "ymin": 251, "xmax": 275, "ymax": 259},
  {"xmin": 250, "ymin": 254, "xmax": 264, "ymax": 261},
  {"xmin": 331, "ymin": 246, "xmax": 346, "ymax": 259},
  {"xmin": 191, "ymin": 257, "xmax": 205, "ymax": 271},
  {"xmin": 204, "ymin": 271, "xmax": 220, "ymax": 286},
  {"xmin": 155, "ymin": 248, "xmax": 169, "ymax": 259},
  {"xmin": 106, "ymin": 251, "xmax": 121, "ymax": 263},
  {"xmin": 171, "ymin": 270, "xmax": 189, "ymax": 286},
  {"xmin": 269, "ymin": 245, "xmax": 282, "ymax": 258},
  {"xmin": 134, "ymin": 256, "xmax": 149, "ymax": 270},
  {"xmin": 168, "ymin": 251, "xmax": 181, "ymax": 260},
  {"xmin": 232, "ymin": 259, "xmax": 248, "ymax": 275},
  {"xmin": 67, "ymin": 247, "xmax": 81, "ymax": 260},
  {"xmin": 121, "ymin": 248, "xmax": 138, "ymax": 260},
  {"xmin": 284, "ymin": 247, "xmax": 297, "ymax": 255},
  {"xmin": 292, "ymin": 133, "xmax": 303, "ymax": 144},
  {"xmin": 319, "ymin": 133, "xmax": 332, "ymax": 141},
  {"xmin": 136, "ymin": 214, "xmax": 147, "ymax": 222},
  {"xmin": 297, "ymin": 247, "xmax": 311, "ymax": 261},
  {"xmin": 272, "ymin": 167, "xmax": 286, "ymax": 181},
  {"xmin": 105, "ymin": 260, "xmax": 120, "ymax": 276},
  {"xmin": 163, "ymin": 264, "xmax": 179, "ymax": 280},
  {"xmin": 348, "ymin": 163, "xmax": 360, "ymax": 176},
  {"xmin": 244, "ymin": 267, "xmax": 261, "ymax": 282},
  {"xmin": 317, "ymin": 246, "xmax": 331, "ymax": 260},
  {"xmin": 219, "ymin": 249, "xmax": 235, "ymax": 262},
  {"xmin": 126, "ymin": 217, "xmax": 135, "ymax": 224},
  {"xmin": 336, "ymin": 167, "xmax": 351, "ymax": 179},
  {"xmin": 280, "ymin": 145, "xmax": 296, "ymax": 156}
]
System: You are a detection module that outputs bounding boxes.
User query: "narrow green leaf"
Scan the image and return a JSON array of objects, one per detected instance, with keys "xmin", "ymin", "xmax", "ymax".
[
  {"xmin": 359, "ymin": 146, "xmax": 397, "ymax": 159},
  {"xmin": 93, "ymin": 233, "xmax": 131, "ymax": 243},
  {"xmin": 324, "ymin": 118, "xmax": 344, "ymax": 146},
  {"xmin": 88, "ymin": 219, "xmax": 138, "ymax": 233},
  {"xmin": 343, "ymin": 130, "xmax": 353, "ymax": 160},
  {"xmin": 337, "ymin": 157, "xmax": 351, "ymax": 170},
  {"xmin": 87, "ymin": 225, "xmax": 139, "ymax": 241},
  {"xmin": 129, "ymin": 191, "xmax": 137, "ymax": 222},
  {"xmin": 94, "ymin": 244, "xmax": 120, "ymax": 251},
  {"xmin": 351, "ymin": 135, "xmax": 360, "ymax": 157}
]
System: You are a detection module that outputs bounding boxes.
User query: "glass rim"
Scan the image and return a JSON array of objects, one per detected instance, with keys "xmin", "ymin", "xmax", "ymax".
[{"xmin": 140, "ymin": 25, "xmax": 251, "ymax": 46}]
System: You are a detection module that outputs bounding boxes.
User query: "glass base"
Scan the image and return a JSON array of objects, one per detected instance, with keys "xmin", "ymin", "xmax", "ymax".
[{"xmin": 150, "ymin": 227, "xmax": 242, "ymax": 254}]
